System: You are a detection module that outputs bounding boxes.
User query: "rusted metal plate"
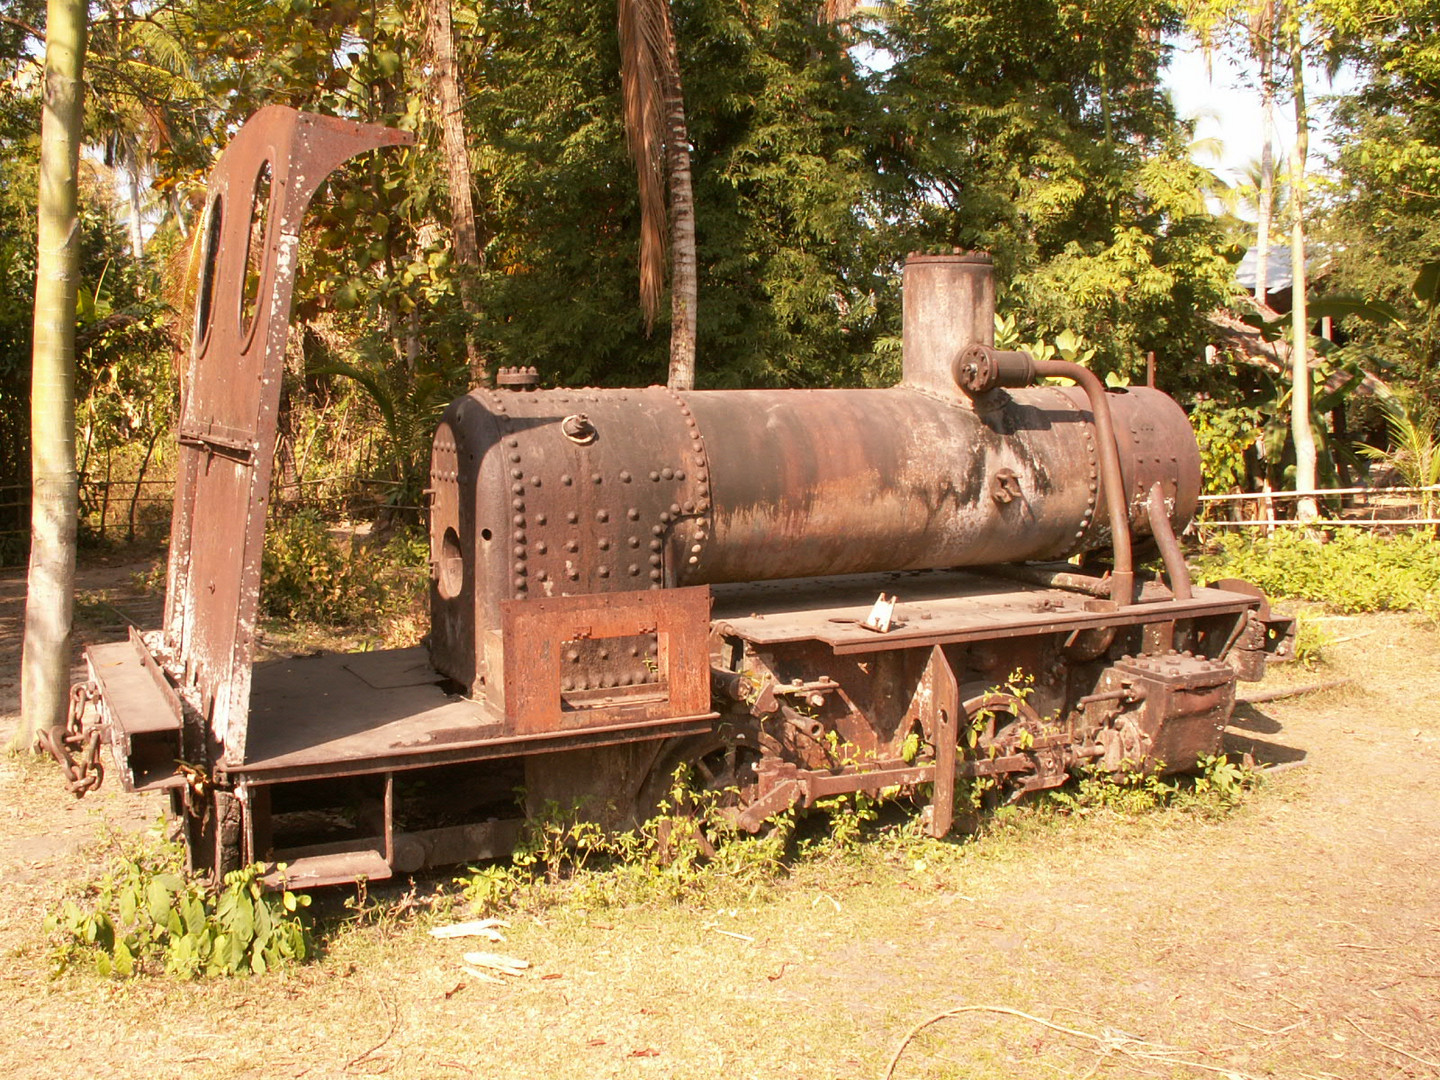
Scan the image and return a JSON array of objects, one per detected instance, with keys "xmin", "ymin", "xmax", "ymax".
[
  {"xmin": 710, "ymin": 570, "xmax": 1256, "ymax": 653},
  {"xmin": 86, "ymin": 639, "xmax": 183, "ymax": 792},
  {"xmin": 163, "ymin": 107, "xmax": 413, "ymax": 767},
  {"xmin": 500, "ymin": 586, "xmax": 713, "ymax": 734},
  {"xmin": 236, "ymin": 647, "xmax": 713, "ymax": 783}
]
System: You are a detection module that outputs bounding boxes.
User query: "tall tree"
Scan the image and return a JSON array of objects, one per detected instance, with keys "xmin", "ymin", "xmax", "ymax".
[
  {"xmin": 618, "ymin": 0, "xmax": 696, "ymax": 389},
  {"xmin": 1282, "ymin": 2, "xmax": 1318, "ymax": 521},
  {"xmin": 426, "ymin": 0, "xmax": 488, "ymax": 386},
  {"xmin": 1188, "ymin": 0, "xmax": 1331, "ymax": 517},
  {"xmin": 16, "ymin": 0, "xmax": 88, "ymax": 752}
]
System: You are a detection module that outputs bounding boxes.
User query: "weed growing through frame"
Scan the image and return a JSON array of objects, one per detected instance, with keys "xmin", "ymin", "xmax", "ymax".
[{"xmin": 45, "ymin": 821, "xmax": 314, "ymax": 978}]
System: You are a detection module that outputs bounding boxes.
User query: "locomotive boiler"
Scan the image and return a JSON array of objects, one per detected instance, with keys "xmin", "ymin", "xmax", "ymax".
[{"xmin": 50, "ymin": 108, "xmax": 1293, "ymax": 887}]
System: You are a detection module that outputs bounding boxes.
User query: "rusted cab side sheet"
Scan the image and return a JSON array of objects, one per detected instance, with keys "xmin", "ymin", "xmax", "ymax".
[{"xmin": 163, "ymin": 108, "xmax": 412, "ymax": 764}]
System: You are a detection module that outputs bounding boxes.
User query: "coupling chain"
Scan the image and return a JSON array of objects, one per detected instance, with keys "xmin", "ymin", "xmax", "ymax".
[{"xmin": 38, "ymin": 682, "xmax": 105, "ymax": 798}]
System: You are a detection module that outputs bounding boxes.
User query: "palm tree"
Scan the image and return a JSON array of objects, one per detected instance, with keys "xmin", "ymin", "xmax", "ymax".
[{"xmin": 617, "ymin": 0, "xmax": 696, "ymax": 390}]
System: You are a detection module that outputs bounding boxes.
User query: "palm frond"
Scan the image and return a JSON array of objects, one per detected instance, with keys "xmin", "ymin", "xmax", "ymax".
[{"xmin": 618, "ymin": 0, "xmax": 670, "ymax": 331}]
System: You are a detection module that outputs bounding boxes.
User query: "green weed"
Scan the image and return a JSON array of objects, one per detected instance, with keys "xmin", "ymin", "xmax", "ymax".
[{"xmin": 46, "ymin": 824, "xmax": 314, "ymax": 978}]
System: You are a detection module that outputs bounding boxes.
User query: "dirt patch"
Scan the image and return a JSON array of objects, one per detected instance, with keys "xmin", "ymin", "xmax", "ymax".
[{"xmin": 0, "ymin": 566, "xmax": 1436, "ymax": 1080}]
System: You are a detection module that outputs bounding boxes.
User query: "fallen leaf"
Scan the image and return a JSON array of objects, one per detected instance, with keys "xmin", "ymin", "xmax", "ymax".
[{"xmin": 628, "ymin": 1048, "xmax": 660, "ymax": 1058}]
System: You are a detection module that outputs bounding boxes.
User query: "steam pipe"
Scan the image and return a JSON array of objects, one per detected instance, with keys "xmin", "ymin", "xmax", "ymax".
[
  {"xmin": 1146, "ymin": 481, "xmax": 1193, "ymax": 600},
  {"xmin": 953, "ymin": 346, "xmax": 1135, "ymax": 606}
]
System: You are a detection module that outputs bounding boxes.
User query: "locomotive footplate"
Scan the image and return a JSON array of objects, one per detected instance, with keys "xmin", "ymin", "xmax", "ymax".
[{"xmin": 710, "ymin": 567, "xmax": 1259, "ymax": 651}]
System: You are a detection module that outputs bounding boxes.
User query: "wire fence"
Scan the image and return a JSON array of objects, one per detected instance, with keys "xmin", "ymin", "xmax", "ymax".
[
  {"xmin": 1196, "ymin": 484, "xmax": 1440, "ymax": 530},
  {"xmin": 0, "ymin": 472, "xmax": 419, "ymax": 566}
]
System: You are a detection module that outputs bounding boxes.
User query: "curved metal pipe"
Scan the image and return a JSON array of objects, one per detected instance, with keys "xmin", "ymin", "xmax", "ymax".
[
  {"xmin": 1146, "ymin": 481, "xmax": 1193, "ymax": 601},
  {"xmin": 1029, "ymin": 359, "xmax": 1135, "ymax": 606},
  {"xmin": 951, "ymin": 348, "xmax": 1136, "ymax": 605}
]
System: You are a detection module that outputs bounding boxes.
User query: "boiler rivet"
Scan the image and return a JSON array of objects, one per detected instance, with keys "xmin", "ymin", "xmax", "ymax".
[
  {"xmin": 566, "ymin": 650, "xmax": 580, "ymax": 663},
  {"xmin": 536, "ymin": 514, "xmax": 547, "ymax": 525},
  {"xmin": 514, "ymin": 562, "xmax": 526, "ymax": 574},
  {"xmin": 628, "ymin": 536, "xmax": 639, "ymax": 548},
  {"xmin": 650, "ymin": 555, "xmax": 662, "ymax": 566},
  {"xmin": 688, "ymin": 556, "xmax": 699, "ymax": 565},
  {"xmin": 650, "ymin": 569, "xmax": 663, "ymax": 581},
  {"xmin": 598, "ymin": 566, "xmax": 610, "ymax": 578},
  {"xmin": 596, "ymin": 510, "xmax": 609, "ymax": 522},
  {"xmin": 691, "ymin": 544, "xmax": 702, "ymax": 554},
  {"xmin": 511, "ymin": 469, "xmax": 523, "ymax": 480},
  {"xmin": 652, "ymin": 525, "xmax": 664, "ymax": 536},
  {"xmin": 620, "ymin": 471, "xmax": 632, "ymax": 482},
  {"xmin": 650, "ymin": 539, "xmax": 663, "ymax": 551},
  {"xmin": 628, "ymin": 508, "xmax": 640, "ymax": 520},
  {"xmin": 511, "ymin": 483, "xmax": 524, "ymax": 495},
  {"xmin": 629, "ymin": 565, "xmax": 640, "ymax": 576},
  {"xmin": 514, "ymin": 577, "xmax": 527, "ymax": 590},
  {"xmin": 512, "ymin": 499, "xmax": 525, "ymax": 511},
  {"xmin": 660, "ymin": 512, "xmax": 672, "ymax": 523},
  {"xmin": 507, "ymin": 438, "xmax": 519, "ymax": 448},
  {"xmin": 537, "ymin": 541, "xmax": 548, "ymax": 554},
  {"xmin": 592, "ymin": 473, "xmax": 603, "ymax": 484},
  {"xmin": 598, "ymin": 539, "xmax": 611, "ymax": 550},
  {"xmin": 683, "ymin": 501, "xmax": 695, "ymax": 513},
  {"xmin": 567, "ymin": 511, "xmax": 579, "ymax": 524},
  {"xmin": 514, "ymin": 546, "xmax": 526, "ymax": 558},
  {"xmin": 513, "ymin": 514, "xmax": 525, "ymax": 526},
  {"xmin": 662, "ymin": 468, "xmax": 674, "ymax": 480},
  {"xmin": 669, "ymin": 503, "xmax": 681, "ymax": 515},
  {"xmin": 562, "ymin": 474, "xmax": 573, "ymax": 485},
  {"xmin": 566, "ymin": 540, "xmax": 579, "ymax": 552},
  {"xmin": 510, "ymin": 453, "xmax": 521, "ymax": 464},
  {"xmin": 568, "ymin": 570, "xmax": 580, "ymax": 581},
  {"xmin": 650, "ymin": 471, "xmax": 661, "ymax": 481},
  {"xmin": 531, "ymin": 476, "xmax": 542, "ymax": 487},
  {"xmin": 676, "ymin": 470, "xmax": 686, "ymax": 481}
]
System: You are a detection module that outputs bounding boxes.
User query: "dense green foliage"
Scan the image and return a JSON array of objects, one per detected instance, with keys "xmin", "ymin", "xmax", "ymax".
[
  {"xmin": 1320, "ymin": 0, "xmax": 1440, "ymax": 397},
  {"xmin": 1196, "ymin": 529, "xmax": 1440, "ymax": 617},
  {"xmin": 4, "ymin": 0, "xmax": 1440, "ymax": 569}
]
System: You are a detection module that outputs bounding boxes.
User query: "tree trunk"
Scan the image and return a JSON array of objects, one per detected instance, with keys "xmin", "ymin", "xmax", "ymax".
[
  {"xmin": 1254, "ymin": 23, "xmax": 1275, "ymax": 306},
  {"xmin": 1288, "ymin": 26, "xmax": 1318, "ymax": 523},
  {"xmin": 125, "ymin": 160, "xmax": 144, "ymax": 263},
  {"xmin": 660, "ymin": 9, "xmax": 696, "ymax": 391},
  {"xmin": 16, "ymin": 0, "xmax": 88, "ymax": 753},
  {"xmin": 426, "ymin": 0, "xmax": 488, "ymax": 387}
]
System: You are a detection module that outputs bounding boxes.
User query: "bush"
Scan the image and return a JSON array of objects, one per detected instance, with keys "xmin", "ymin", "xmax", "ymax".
[
  {"xmin": 1195, "ymin": 529, "xmax": 1440, "ymax": 617},
  {"xmin": 261, "ymin": 511, "xmax": 427, "ymax": 628},
  {"xmin": 46, "ymin": 828, "xmax": 314, "ymax": 978}
]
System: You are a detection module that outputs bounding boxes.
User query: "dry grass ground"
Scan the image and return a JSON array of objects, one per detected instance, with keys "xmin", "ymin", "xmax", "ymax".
[{"xmin": 0, "ymin": 556, "xmax": 1437, "ymax": 1080}]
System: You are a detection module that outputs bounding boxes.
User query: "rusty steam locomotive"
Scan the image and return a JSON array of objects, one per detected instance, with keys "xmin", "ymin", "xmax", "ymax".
[{"xmin": 49, "ymin": 108, "xmax": 1292, "ymax": 887}]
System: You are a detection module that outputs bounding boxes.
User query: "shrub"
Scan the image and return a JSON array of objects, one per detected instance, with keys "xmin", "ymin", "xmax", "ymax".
[
  {"xmin": 46, "ymin": 828, "xmax": 314, "ymax": 978},
  {"xmin": 261, "ymin": 512, "xmax": 428, "ymax": 629},
  {"xmin": 1195, "ymin": 529, "xmax": 1440, "ymax": 618}
]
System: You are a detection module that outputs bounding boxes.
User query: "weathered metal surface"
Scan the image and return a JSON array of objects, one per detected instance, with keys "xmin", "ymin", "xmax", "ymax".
[
  {"xmin": 922, "ymin": 645, "xmax": 959, "ymax": 837},
  {"xmin": 84, "ymin": 637, "xmax": 183, "ymax": 792},
  {"xmin": 236, "ymin": 647, "xmax": 714, "ymax": 784},
  {"xmin": 1084, "ymin": 652, "xmax": 1237, "ymax": 773},
  {"xmin": 708, "ymin": 569, "xmax": 1254, "ymax": 653},
  {"xmin": 901, "ymin": 252, "xmax": 996, "ymax": 398},
  {"xmin": 164, "ymin": 107, "xmax": 412, "ymax": 767},
  {"xmin": 499, "ymin": 586, "xmax": 713, "ymax": 733}
]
